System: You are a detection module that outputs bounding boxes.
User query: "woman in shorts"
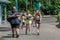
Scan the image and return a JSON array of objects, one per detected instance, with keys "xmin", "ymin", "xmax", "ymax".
[
  {"xmin": 34, "ymin": 10, "xmax": 42, "ymax": 35},
  {"xmin": 26, "ymin": 10, "xmax": 33, "ymax": 34}
]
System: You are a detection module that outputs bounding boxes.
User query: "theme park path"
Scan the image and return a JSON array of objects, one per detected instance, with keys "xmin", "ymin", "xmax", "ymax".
[{"xmin": 0, "ymin": 15, "xmax": 60, "ymax": 40}]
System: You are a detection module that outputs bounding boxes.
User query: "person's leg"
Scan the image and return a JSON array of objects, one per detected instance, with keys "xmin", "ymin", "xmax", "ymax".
[
  {"xmin": 26, "ymin": 20, "xmax": 29, "ymax": 34},
  {"xmin": 12, "ymin": 28, "xmax": 15, "ymax": 37},
  {"xmin": 29, "ymin": 23, "xmax": 31, "ymax": 34},
  {"xmin": 11, "ymin": 24, "xmax": 15, "ymax": 37},
  {"xmin": 26, "ymin": 23, "xmax": 31, "ymax": 35},
  {"xmin": 15, "ymin": 24, "xmax": 20, "ymax": 38},
  {"xmin": 37, "ymin": 24, "xmax": 40, "ymax": 35},
  {"xmin": 16, "ymin": 28, "xmax": 20, "ymax": 38},
  {"xmin": 36, "ymin": 23, "xmax": 38, "ymax": 30},
  {"xmin": 36, "ymin": 23, "xmax": 40, "ymax": 35},
  {"xmin": 26, "ymin": 24, "xmax": 29, "ymax": 34},
  {"xmin": 21, "ymin": 22, "xmax": 24, "ymax": 29},
  {"xmin": 26, "ymin": 24, "xmax": 27, "ymax": 34},
  {"xmin": 36, "ymin": 20, "xmax": 41, "ymax": 35},
  {"xmin": 29, "ymin": 20, "xmax": 32, "ymax": 34}
]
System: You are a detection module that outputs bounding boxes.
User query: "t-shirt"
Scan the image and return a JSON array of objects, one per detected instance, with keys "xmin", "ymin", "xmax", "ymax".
[{"xmin": 9, "ymin": 11, "xmax": 20, "ymax": 24}]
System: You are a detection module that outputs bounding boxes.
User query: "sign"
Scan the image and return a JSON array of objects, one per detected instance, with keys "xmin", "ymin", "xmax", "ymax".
[{"xmin": 36, "ymin": 2, "xmax": 41, "ymax": 10}]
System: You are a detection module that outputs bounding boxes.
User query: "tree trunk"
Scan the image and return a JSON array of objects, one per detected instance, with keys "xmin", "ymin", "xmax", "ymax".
[{"xmin": 31, "ymin": 0, "xmax": 32, "ymax": 7}]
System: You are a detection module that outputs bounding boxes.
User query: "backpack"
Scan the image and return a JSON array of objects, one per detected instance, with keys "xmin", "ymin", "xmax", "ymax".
[{"xmin": 7, "ymin": 11, "xmax": 21, "ymax": 24}]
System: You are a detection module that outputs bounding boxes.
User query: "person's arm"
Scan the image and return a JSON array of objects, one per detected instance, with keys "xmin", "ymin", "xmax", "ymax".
[
  {"xmin": 16, "ymin": 13, "xmax": 21, "ymax": 19},
  {"xmin": 8, "ymin": 13, "xmax": 11, "ymax": 18},
  {"xmin": 25, "ymin": 15, "xmax": 27, "ymax": 21},
  {"xmin": 8, "ymin": 11, "xmax": 15, "ymax": 18},
  {"xmin": 8, "ymin": 14, "xmax": 15, "ymax": 18},
  {"xmin": 16, "ymin": 13, "xmax": 21, "ymax": 17},
  {"xmin": 39, "ymin": 12, "xmax": 42, "ymax": 21},
  {"xmin": 20, "ymin": 15, "xmax": 22, "ymax": 20},
  {"xmin": 34, "ymin": 12, "xmax": 36, "ymax": 20},
  {"xmin": 16, "ymin": 15, "xmax": 21, "ymax": 17}
]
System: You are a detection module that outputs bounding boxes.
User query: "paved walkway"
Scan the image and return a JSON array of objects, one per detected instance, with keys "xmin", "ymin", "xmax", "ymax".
[{"xmin": 0, "ymin": 15, "xmax": 60, "ymax": 40}]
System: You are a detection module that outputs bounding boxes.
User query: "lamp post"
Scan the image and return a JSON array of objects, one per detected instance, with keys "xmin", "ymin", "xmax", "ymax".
[
  {"xmin": 15, "ymin": 0, "xmax": 18, "ymax": 12},
  {"xmin": 4, "ymin": 4, "xmax": 7, "ymax": 24},
  {"xmin": 0, "ymin": 4, "xmax": 2, "ymax": 25}
]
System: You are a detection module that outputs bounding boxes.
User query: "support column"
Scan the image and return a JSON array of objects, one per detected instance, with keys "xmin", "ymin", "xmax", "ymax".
[{"xmin": 0, "ymin": 4, "xmax": 2, "ymax": 25}]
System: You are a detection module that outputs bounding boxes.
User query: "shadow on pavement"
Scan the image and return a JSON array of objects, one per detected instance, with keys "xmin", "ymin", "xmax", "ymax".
[
  {"xmin": 56, "ymin": 23, "xmax": 60, "ymax": 29},
  {"xmin": 8, "ymin": 34, "xmax": 29, "ymax": 36},
  {"xmin": 20, "ymin": 33, "xmax": 38, "ymax": 36},
  {"xmin": 1, "ymin": 34, "xmax": 15, "ymax": 38},
  {"xmin": 1, "ymin": 33, "xmax": 39, "ymax": 38},
  {"xmin": 0, "ymin": 27, "xmax": 11, "ymax": 32},
  {"xmin": 8, "ymin": 33, "xmax": 37, "ymax": 36},
  {"xmin": 1, "ymin": 35, "xmax": 12, "ymax": 38}
]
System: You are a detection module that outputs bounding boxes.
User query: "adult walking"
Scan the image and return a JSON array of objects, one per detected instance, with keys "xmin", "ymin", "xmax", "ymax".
[
  {"xmin": 26, "ymin": 10, "xmax": 33, "ymax": 35},
  {"xmin": 8, "ymin": 6, "xmax": 21, "ymax": 38},
  {"xmin": 34, "ymin": 10, "xmax": 42, "ymax": 35},
  {"xmin": 21, "ymin": 11, "xmax": 26, "ymax": 29}
]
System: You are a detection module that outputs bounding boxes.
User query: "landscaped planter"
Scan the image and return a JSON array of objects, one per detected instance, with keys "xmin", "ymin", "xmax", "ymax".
[{"xmin": 57, "ymin": 12, "xmax": 60, "ymax": 22}]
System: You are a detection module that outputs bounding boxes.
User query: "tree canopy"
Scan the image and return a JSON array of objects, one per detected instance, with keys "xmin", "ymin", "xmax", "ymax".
[{"xmin": 7, "ymin": 0, "xmax": 60, "ymax": 15}]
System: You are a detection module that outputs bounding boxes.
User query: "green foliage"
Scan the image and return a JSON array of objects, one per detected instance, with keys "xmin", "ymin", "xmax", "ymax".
[
  {"xmin": 2, "ymin": 0, "xmax": 60, "ymax": 20},
  {"xmin": 40, "ymin": 0, "xmax": 60, "ymax": 15},
  {"xmin": 7, "ymin": 0, "xmax": 16, "ymax": 10},
  {"xmin": 6, "ymin": 0, "xmax": 60, "ymax": 15}
]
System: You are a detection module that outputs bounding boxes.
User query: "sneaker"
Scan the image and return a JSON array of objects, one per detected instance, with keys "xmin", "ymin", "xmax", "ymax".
[
  {"xmin": 12, "ymin": 34, "xmax": 14, "ymax": 37},
  {"xmin": 16, "ymin": 35, "xmax": 19, "ymax": 38},
  {"xmin": 26, "ymin": 31, "xmax": 27, "ymax": 35},
  {"xmin": 37, "ymin": 33, "xmax": 40, "ymax": 35}
]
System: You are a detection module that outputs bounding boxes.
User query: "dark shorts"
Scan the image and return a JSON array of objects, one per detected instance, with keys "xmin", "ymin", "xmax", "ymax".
[
  {"xmin": 11, "ymin": 24, "xmax": 20, "ymax": 28},
  {"xmin": 22, "ymin": 22, "xmax": 25, "ymax": 25},
  {"xmin": 35, "ymin": 20, "xmax": 41, "ymax": 24}
]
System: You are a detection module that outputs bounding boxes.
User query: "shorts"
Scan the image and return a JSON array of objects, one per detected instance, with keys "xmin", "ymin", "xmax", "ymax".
[
  {"xmin": 11, "ymin": 24, "xmax": 20, "ymax": 28},
  {"xmin": 26, "ymin": 20, "xmax": 32, "ymax": 24},
  {"xmin": 22, "ymin": 22, "xmax": 25, "ymax": 25},
  {"xmin": 35, "ymin": 20, "xmax": 41, "ymax": 24}
]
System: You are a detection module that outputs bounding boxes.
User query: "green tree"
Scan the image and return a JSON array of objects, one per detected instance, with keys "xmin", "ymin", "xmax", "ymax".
[
  {"xmin": 7, "ymin": 0, "xmax": 16, "ymax": 10},
  {"xmin": 6, "ymin": 0, "xmax": 60, "ymax": 15}
]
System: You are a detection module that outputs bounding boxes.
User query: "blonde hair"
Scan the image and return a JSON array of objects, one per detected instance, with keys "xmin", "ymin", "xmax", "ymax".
[
  {"xmin": 35, "ymin": 10, "xmax": 42, "ymax": 17},
  {"xmin": 26, "ymin": 10, "xmax": 30, "ymax": 14}
]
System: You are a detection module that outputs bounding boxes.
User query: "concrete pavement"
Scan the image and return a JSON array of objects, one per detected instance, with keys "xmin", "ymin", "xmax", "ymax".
[{"xmin": 0, "ymin": 15, "xmax": 60, "ymax": 40}]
